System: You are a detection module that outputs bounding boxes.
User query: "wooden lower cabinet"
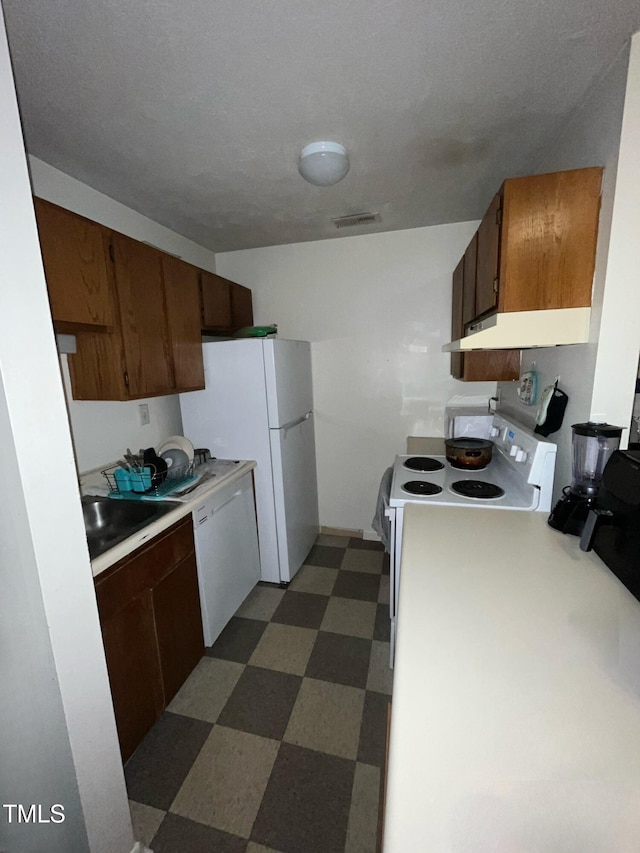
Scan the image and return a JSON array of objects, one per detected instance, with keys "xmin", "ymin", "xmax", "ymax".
[
  {"xmin": 99, "ymin": 589, "xmax": 163, "ymax": 761},
  {"xmin": 153, "ymin": 554, "xmax": 204, "ymax": 704},
  {"xmin": 94, "ymin": 517, "xmax": 203, "ymax": 761}
]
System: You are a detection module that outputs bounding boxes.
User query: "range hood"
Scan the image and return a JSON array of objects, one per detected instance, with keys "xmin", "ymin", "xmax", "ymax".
[{"xmin": 443, "ymin": 307, "xmax": 591, "ymax": 352}]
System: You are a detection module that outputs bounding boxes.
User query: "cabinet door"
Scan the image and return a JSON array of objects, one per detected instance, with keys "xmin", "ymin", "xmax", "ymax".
[
  {"xmin": 110, "ymin": 233, "xmax": 173, "ymax": 397},
  {"xmin": 200, "ymin": 271, "xmax": 233, "ymax": 330},
  {"xmin": 462, "ymin": 235, "xmax": 477, "ymax": 327},
  {"xmin": 460, "ymin": 350, "xmax": 521, "ymax": 382},
  {"xmin": 451, "ymin": 236, "xmax": 520, "ymax": 382},
  {"xmin": 475, "ymin": 192, "xmax": 501, "ymax": 319},
  {"xmin": 34, "ymin": 198, "xmax": 113, "ymax": 332},
  {"xmin": 230, "ymin": 282, "xmax": 254, "ymax": 329},
  {"xmin": 153, "ymin": 553, "xmax": 204, "ymax": 704},
  {"xmin": 95, "ymin": 517, "xmax": 200, "ymax": 758},
  {"xmin": 450, "ymin": 256, "xmax": 465, "ymax": 380},
  {"xmin": 162, "ymin": 255, "xmax": 205, "ymax": 392},
  {"xmin": 97, "ymin": 588, "xmax": 163, "ymax": 762},
  {"xmin": 68, "ymin": 329, "xmax": 128, "ymax": 400},
  {"xmin": 499, "ymin": 168, "xmax": 602, "ymax": 312}
]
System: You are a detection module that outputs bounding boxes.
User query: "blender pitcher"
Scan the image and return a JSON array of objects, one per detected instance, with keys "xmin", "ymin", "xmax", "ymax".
[
  {"xmin": 570, "ymin": 423, "xmax": 624, "ymax": 496},
  {"xmin": 548, "ymin": 422, "xmax": 623, "ymax": 535}
]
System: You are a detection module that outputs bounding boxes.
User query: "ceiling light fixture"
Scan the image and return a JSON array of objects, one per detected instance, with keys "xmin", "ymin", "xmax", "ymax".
[{"xmin": 298, "ymin": 141, "xmax": 350, "ymax": 186}]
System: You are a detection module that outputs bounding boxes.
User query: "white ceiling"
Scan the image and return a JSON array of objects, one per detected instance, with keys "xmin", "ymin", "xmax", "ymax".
[{"xmin": 3, "ymin": 0, "xmax": 640, "ymax": 253}]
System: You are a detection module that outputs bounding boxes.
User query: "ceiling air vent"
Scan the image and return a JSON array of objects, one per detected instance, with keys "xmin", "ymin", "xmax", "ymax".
[{"xmin": 332, "ymin": 212, "xmax": 381, "ymax": 229}]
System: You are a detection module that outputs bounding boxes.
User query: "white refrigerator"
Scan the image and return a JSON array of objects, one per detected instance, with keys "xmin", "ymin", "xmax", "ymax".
[{"xmin": 180, "ymin": 338, "xmax": 320, "ymax": 584}]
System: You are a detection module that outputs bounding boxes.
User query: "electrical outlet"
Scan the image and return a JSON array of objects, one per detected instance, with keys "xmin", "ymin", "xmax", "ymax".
[{"xmin": 138, "ymin": 404, "xmax": 150, "ymax": 426}]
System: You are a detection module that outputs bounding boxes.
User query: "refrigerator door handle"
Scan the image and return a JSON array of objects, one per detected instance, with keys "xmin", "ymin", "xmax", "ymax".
[{"xmin": 279, "ymin": 412, "xmax": 312, "ymax": 433}]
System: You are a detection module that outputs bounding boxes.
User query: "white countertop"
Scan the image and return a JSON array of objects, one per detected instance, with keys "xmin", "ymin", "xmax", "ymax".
[
  {"xmin": 89, "ymin": 460, "xmax": 255, "ymax": 577},
  {"xmin": 384, "ymin": 503, "xmax": 640, "ymax": 852}
]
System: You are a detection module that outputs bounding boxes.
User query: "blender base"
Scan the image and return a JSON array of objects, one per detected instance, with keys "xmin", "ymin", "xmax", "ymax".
[{"xmin": 548, "ymin": 491, "xmax": 594, "ymax": 536}]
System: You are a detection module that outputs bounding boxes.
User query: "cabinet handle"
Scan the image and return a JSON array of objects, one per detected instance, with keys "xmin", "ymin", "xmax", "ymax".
[
  {"xmin": 108, "ymin": 243, "xmax": 115, "ymax": 263},
  {"xmin": 493, "ymin": 278, "xmax": 499, "ymax": 293},
  {"xmin": 124, "ymin": 371, "xmax": 129, "ymax": 387}
]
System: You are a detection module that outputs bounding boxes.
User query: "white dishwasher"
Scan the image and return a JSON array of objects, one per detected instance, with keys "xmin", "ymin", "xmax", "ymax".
[{"xmin": 192, "ymin": 471, "xmax": 261, "ymax": 646}]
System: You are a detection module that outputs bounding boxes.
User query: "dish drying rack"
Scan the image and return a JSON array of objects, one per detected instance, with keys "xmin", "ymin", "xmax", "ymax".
[{"xmin": 102, "ymin": 461, "xmax": 197, "ymax": 499}]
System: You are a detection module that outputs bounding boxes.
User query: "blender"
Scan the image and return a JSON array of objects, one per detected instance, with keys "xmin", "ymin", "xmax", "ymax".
[{"xmin": 548, "ymin": 422, "xmax": 623, "ymax": 535}]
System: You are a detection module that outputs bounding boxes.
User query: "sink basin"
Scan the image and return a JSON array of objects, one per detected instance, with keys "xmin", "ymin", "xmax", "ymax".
[{"xmin": 82, "ymin": 495, "xmax": 176, "ymax": 560}]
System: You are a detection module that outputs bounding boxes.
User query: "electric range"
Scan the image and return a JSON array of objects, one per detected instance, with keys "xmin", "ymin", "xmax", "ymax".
[{"xmin": 386, "ymin": 414, "xmax": 558, "ymax": 663}]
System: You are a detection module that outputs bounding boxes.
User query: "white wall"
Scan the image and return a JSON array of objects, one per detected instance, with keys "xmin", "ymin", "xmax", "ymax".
[
  {"xmin": 29, "ymin": 158, "xmax": 219, "ymax": 472},
  {"xmin": 498, "ymin": 40, "xmax": 637, "ymax": 500},
  {"xmin": 216, "ymin": 223, "xmax": 496, "ymax": 533},
  {"xmin": 0, "ymin": 10, "xmax": 133, "ymax": 851},
  {"xmin": 59, "ymin": 356, "xmax": 183, "ymax": 471}
]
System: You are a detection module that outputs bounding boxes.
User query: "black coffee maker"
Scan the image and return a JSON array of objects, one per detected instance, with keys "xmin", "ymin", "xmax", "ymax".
[
  {"xmin": 580, "ymin": 449, "xmax": 640, "ymax": 602},
  {"xmin": 548, "ymin": 422, "xmax": 623, "ymax": 535}
]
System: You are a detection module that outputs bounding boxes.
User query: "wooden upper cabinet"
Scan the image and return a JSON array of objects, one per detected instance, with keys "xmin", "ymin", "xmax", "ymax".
[
  {"xmin": 450, "ymin": 256, "xmax": 465, "ymax": 380},
  {"xmin": 449, "ymin": 167, "xmax": 602, "ymax": 380},
  {"xmin": 200, "ymin": 271, "xmax": 254, "ymax": 333},
  {"xmin": 162, "ymin": 256, "xmax": 205, "ymax": 392},
  {"xmin": 499, "ymin": 168, "xmax": 602, "ymax": 313},
  {"xmin": 109, "ymin": 233, "xmax": 174, "ymax": 398},
  {"xmin": 475, "ymin": 192, "xmax": 501, "ymax": 320},
  {"xmin": 450, "ymin": 236, "xmax": 520, "ymax": 383},
  {"xmin": 231, "ymin": 282, "xmax": 254, "ymax": 329},
  {"xmin": 200, "ymin": 271, "xmax": 233, "ymax": 330},
  {"xmin": 34, "ymin": 198, "xmax": 113, "ymax": 332},
  {"xmin": 35, "ymin": 199, "xmax": 250, "ymax": 399},
  {"xmin": 462, "ymin": 234, "xmax": 477, "ymax": 328},
  {"xmin": 63, "ymin": 227, "xmax": 207, "ymax": 400}
]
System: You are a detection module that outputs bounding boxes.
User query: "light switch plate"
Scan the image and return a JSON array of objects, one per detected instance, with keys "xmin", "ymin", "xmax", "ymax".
[{"xmin": 138, "ymin": 403, "xmax": 150, "ymax": 426}]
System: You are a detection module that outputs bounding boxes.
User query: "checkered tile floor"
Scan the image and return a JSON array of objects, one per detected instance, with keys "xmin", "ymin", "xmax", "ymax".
[{"xmin": 126, "ymin": 534, "xmax": 392, "ymax": 853}]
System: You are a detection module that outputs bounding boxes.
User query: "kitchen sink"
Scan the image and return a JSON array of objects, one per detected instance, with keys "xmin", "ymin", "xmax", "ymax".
[{"xmin": 82, "ymin": 495, "xmax": 176, "ymax": 560}]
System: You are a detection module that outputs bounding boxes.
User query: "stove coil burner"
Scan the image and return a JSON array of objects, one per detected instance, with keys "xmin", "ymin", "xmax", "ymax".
[
  {"xmin": 451, "ymin": 480, "xmax": 505, "ymax": 500},
  {"xmin": 403, "ymin": 457, "xmax": 445, "ymax": 472},
  {"xmin": 401, "ymin": 481, "xmax": 443, "ymax": 496}
]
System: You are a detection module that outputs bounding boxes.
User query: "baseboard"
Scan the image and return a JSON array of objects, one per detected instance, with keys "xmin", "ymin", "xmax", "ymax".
[
  {"xmin": 130, "ymin": 842, "xmax": 152, "ymax": 853},
  {"xmin": 320, "ymin": 525, "xmax": 362, "ymax": 538},
  {"xmin": 319, "ymin": 525, "xmax": 382, "ymax": 543}
]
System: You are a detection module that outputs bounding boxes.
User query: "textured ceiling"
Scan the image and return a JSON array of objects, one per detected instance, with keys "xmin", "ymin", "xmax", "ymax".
[{"xmin": 3, "ymin": 0, "xmax": 640, "ymax": 252}]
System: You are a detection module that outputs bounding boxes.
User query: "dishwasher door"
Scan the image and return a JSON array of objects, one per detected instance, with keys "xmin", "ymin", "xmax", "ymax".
[{"xmin": 193, "ymin": 472, "xmax": 261, "ymax": 646}]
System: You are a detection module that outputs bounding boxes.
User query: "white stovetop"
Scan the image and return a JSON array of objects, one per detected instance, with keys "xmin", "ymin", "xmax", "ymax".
[
  {"xmin": 384, "ymin": 503, "xmax": 640, "ymax": 852},
  {"xmin": 390, "ymin": 452, "xmax": 539, "ymax": 510}
]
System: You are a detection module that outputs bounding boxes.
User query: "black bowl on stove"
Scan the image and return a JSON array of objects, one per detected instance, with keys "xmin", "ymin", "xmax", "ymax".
[{"xmin": 444, "ymin": 437, "xmax": 493, "ymax": 470}]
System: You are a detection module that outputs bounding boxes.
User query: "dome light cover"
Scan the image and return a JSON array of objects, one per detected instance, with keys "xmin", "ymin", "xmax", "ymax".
[{"xmin": 298, "ymin": 141, "xmax": 350, "ymax": 186}]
